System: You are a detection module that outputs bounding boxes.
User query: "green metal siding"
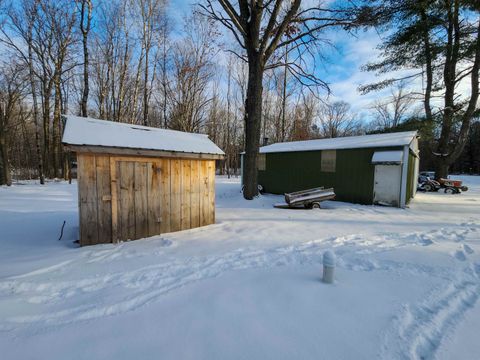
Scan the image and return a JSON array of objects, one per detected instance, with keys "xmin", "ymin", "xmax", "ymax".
[
  {"xmin": 258, "ymin": 146, "xmax": 404, "ymax": 205},
  {"xmin": 406, "ymin": 151, "xmax": 416, "ymax": 204}
]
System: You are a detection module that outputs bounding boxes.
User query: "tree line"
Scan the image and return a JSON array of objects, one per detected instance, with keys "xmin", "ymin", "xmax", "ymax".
[
  {"xmin": 0, "ymin": 0, "xmax": 479, "ymax": 193},
  {"xmin": 0, "ymin": 0, "xmax": 358, "ymax": 186}
]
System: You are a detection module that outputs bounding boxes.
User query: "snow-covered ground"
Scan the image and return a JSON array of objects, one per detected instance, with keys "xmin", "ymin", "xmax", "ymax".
[{"xmin": 0, "ymin": 176, "xmax": 479, "ymax": 359}]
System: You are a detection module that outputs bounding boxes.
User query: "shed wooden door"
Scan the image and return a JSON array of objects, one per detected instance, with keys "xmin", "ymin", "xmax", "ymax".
[{"xmin": 115, "ymin": 161, "xmax": 162, "ymax": 241}]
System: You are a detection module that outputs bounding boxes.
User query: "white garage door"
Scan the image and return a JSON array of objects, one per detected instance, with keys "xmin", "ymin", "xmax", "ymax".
[{"xmin": 373, "ymin": 165, "xmax": 401, "ymax": 207}]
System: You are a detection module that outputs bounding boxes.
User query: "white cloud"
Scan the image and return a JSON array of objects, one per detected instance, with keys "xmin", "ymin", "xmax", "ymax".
[{"xmin": 319, "ymin": 29, "xmax": 423, "ymax": 121}]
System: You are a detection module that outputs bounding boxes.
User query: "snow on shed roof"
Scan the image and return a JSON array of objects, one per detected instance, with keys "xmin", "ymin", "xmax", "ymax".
[
  {"xmin": 371, "ymin": 150, "xmax": 404, "ymax": 164},
  {"xmin": 62, "ymin": 115, "xmax": 224, "ymax": 156},
  {"xmin": 259, "ymin": 131, "xmax": 417, "ymax": 154}
]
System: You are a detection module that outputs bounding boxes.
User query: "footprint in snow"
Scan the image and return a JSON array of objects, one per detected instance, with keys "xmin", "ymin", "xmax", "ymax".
[
  {"xmin": 463, "ymin": 244, "xmax": 474, "ymax": 255},
  {"xmin": 418, "ymin": 235, "xmax": 434, "ymax": 246},
  {"xmin": 158, "ymin": 238, "xmax": 173, "ymax": 247},
  {"xmin": 460, "ymin": 221, "xmax": 479, "ymax": 230},
  {"xmin": 453, "ymin": 250, "xmax": 467, "ymax": 262},
  {"xmin": 474, "ymin": 263, "xmax": 480, "ymax": 277}
]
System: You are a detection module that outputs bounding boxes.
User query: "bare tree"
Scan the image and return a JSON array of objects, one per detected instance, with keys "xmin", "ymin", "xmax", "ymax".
[
  {"xmin": 133, "ymin": 0, "xmax": 166, "ymax": 125},
  {"xmin": 317, "ymin": 100, "xmax": 362, "ymax": 138},
  {"xmin": 370, "ymin": 82, "xmax": 417, "ymax": 130},
  {"xmin": 78, "ymin": 0, "xmax": 92, "ymax": 117},
  {"xmin": 199, "ymin": 0, "xmax": 358, "ymax": 199},
  {"xmin": 0, "ymin": 63, "xmax": 25, "ymax": 185},
  {"xmin": 26, "ymin": 1, "xmax": 44, "ymax": 184},
  {"xmin": 157, "ymin": 15, "xmax": 171, "ymax": 128},
  {"xmin": 289, "ymin": 94, "xmax": 316, "ymax": 141},
  {"xmin": 92, "ymin": 0, "xmax": 132, "ymax": 122},
  {"xmin": 0, "ymin": 0, "xmax": 47, "ymax": 183},
  {"xmin": 44, "ymin": 1, "xmax": 77, "ymax": 178},
  {"xmin": 168, "ymin": 14, "xmax": 216, "ymax": 132}
]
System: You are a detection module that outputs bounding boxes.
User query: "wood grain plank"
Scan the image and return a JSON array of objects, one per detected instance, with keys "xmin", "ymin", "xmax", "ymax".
[
  {"xmin": 134, "ymin": 162, "xmax": 149, "ymax": 239},
  {"xmin": 147, "ymin": 161, "xmax": 162, "ymax": 237},
  {"xmin": 78, "ymin": 153, "xmax": 98, "ymax": 246},
  {"xmin": 170, "ymin": 159, "xmax": 182, "ymax": 232},
  {"xmin": 110, "ymin": 157, "xmax": 119, "ymax": 243},
  {"xmin": 181, "ymin": 160, "xmax": 192, "ymax": 230},
  {"xmin": 95, "ymin": 155, "xmax": 112, "ymax": 243},
  {"xmin": 200, "ymin": 160, "xmax": 209, "ymax": 226},
  {"xmin": 160, "ymin": 159, "xmax": 171, "ymax": 233},
  {"xmin": 190, "ymin": 160, "xmax": 200, "ymax": 228},
  {"xmin": 207, "ymin": 160, "xmax": 216, "ymax": 225},
  {"xmin": 118, "ymin": 161, "xmax": 136, "ymax": 241}
]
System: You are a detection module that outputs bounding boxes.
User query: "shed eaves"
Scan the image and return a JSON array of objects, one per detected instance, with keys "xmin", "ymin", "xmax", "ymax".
[
  {"xmin": 259, "ymin": 131, "xmax": 417, "ymax": 154},
  {"xmin": 371, "ymin": 150, "xmax": 404, "ymax": 164},
  {"xmin": 62, "ymin": 115, "xmax": 225, "ymax": 156}
]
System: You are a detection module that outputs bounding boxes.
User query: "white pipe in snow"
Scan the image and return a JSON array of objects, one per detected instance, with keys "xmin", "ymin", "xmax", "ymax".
[{"xmin": 323, "ymin": 251, "xmax": 336, "ymax": 284}]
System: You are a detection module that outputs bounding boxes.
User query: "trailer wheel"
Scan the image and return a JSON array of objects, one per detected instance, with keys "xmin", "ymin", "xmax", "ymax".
[
  {"xmin": 311, "ymin": 202, "xmax": 321, "ymax": 209},
  {"xmin": 444, "ymin": 187, "xmax": 455, "ymax": 194}
]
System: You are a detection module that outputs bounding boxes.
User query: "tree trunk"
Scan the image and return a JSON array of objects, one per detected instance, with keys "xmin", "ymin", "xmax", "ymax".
[
  {"xmin": 281, "ymin": 46, "xmax": 288, "ymax": 141},
  {"xmin": 80, "ymin": 0, "xmax": 92, "ymax": 117},
  {"xmin": 118, "ymin": 32, "xmax": 130, "ymax": 122},
  {"xmin": 42, "ymin": 90, "xmax": 51, "ymax": 177},
  {"xmin": 0, "ymin": 132, "xmax": 12, "ymax": 186},
  {"xmin": 28, "ymin": 26, "xmax": 44, "ymax": 184},
  {"xmin": 420, "ymin": 9, "xmax": 433, "ymax": 122},
  {"xmin": 435, "ymin": 160, "xmax": 449, "ymax": 180},
  {"xmin": 52, "ymin": 75, "xmax": 62, "ymax": 178},
  {"xmin": 434, "ymin": 3, "xmax": 479, "ymax": 179},
  {"xmin": 131, "ymin": 45, "xmax": 145, "ymax": 124},
  {"xmin": 143, "ymin": 48, "xmax": 150, "ymax": 126},
  {"xmin": 243, "ymin": 54, "xmax": 264, "ymax": 199}
]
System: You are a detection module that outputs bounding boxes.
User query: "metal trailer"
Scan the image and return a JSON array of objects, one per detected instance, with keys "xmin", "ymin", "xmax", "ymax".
[{"xmin": 274, "ymin": 187, "xmax": 336, "ymax": 209}]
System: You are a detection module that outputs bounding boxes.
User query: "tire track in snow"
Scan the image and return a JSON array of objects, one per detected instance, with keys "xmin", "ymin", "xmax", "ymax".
[
  {"xmin": 0, "ymin": 224, "xmax": 478, "ymax": 332},
  {"xmin": 382, "ymin": 278, "xmax": 480, "ymax": 360},
  {"xmin": 380, "ymin": 219, "xmax": 480, "ymax": 360}
]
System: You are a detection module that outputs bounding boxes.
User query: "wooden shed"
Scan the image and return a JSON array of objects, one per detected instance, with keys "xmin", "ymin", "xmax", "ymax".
[{"xmin": 62, "ymin": 115, "xmax": 224, "ymax": 246}]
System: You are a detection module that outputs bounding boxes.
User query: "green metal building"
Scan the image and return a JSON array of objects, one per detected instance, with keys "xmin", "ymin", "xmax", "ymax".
[{"xmin": 242, "ymin": 131, "xmax": 419, "ymax": 208}]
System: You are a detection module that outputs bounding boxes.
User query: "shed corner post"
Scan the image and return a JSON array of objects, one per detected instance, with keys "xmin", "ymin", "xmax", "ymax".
[{"xmin": 399, "ymin": 145, "xmax": 409, "ymax": 208}]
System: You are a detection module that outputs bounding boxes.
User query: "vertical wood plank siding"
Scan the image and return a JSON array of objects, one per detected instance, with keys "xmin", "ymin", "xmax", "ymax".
[
  {"xmin": 77, "ymin": 154, "xmax": 216, "ymax": 246},
  {"xmin": 159, "ymin": 158, "xmax": 171, "ymax": 234},
  {"xmin": 181, "ymin": 160, "xmax": 192, "ymax": 230},
  {"xmin": 78, "ymin": 153, "xmax": 98, "ymax": 245},
  {"xmin": 170, "ymin": 159, "xmax": 182, "ymax": 232},
  {"xmin": 190, "ymin": 160, "xmax": 201, "ymax": 228},
  {"xmin": 95, "ymin": 155, "xmax": 112, "ymax": 242}
]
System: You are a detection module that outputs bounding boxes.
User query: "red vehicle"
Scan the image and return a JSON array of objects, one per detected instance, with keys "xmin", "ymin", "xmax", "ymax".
[{"xmin": 438, "ymin": 178, "xmax": 469, "ymax": 194}]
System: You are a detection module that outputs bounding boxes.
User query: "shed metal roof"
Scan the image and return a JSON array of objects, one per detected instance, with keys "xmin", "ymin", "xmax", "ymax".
[
  {"xmin": 62, "ymin": 115, "xmax": 225, "ymax": 156},
  {"xmin": 259, "ymin": 131, "xmax": 417, "ymax": 154},
  {"xmin": 371, "ymin": 150, "xmax": 404, "ymax": 164}
]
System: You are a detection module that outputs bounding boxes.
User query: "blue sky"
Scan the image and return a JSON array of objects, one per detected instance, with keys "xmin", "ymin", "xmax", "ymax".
[{"xmin": 169, "ymin": 0, "xmax": 423, "ymax": 122}]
